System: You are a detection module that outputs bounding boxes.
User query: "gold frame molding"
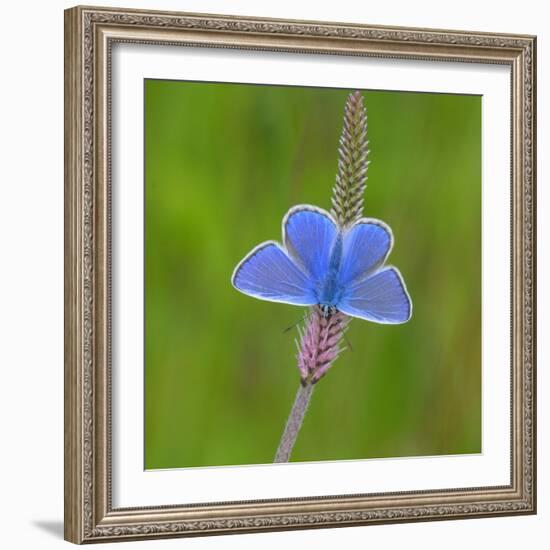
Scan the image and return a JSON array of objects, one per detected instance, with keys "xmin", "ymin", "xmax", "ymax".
[{"xmin": 64, "ymin": 5, "xmax": 537, "ymax": 544}]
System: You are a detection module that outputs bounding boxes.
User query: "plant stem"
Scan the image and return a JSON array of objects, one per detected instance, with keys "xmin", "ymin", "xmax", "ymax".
[
  {"xmin": 274, "ymin": 382, "xmax": 315, "ymax": 463},
  {"xmin": 273, "ymin": 93, "xmax": 366, "ymax": 463}
]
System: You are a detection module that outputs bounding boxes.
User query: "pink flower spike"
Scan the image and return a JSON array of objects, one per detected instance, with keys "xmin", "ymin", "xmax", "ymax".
[{"xmin": 296, "ymin": 306, "xmax": 349, "ymax": 384}]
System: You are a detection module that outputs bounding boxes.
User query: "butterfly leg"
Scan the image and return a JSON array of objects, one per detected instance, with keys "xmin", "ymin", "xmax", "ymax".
[{"xmin": 320, "ymin": 304, "xmax": 338, "ymax": 318}]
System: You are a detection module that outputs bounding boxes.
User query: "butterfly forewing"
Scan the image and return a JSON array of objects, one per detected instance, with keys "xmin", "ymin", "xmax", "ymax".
[
  {"xmin": 231, "ymin": 242, "xmax": 317, "ymax": 306},
  {"xmin": 337, "ymin": 266, "xmax": 412, "ymax": 324}
]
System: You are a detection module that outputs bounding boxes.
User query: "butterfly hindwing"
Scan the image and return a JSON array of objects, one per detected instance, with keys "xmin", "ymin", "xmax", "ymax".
[
  {"xmin": 337, "ymin": 266, "xmax": 412, "ymax": 324},
  {"xmin": 283, "ymin": 205, "xmax": 338, "ymax": 282},
  {"xmin": 338, "ymin": 219, "xmax": 393, "ymax": 287},
  {"xmin": 231, "ymin": 241, "xmax": 317, "ymax": 306}
]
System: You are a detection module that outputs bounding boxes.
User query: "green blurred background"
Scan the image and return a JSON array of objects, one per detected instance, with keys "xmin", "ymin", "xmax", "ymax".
[{"xmin": 144, "ymin": 80, "xmax": 481, "ymax": 469}]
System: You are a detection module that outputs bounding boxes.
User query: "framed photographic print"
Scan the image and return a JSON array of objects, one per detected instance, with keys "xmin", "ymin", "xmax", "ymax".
[{"xmin": 64, "ymin": 5, "xmax": 537, "ymax": 544}]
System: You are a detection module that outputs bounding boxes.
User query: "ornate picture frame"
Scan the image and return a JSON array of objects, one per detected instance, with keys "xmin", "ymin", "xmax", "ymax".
[{"xmin": 64, "ymin": 5, "xmax": 536, "ymax": 543}]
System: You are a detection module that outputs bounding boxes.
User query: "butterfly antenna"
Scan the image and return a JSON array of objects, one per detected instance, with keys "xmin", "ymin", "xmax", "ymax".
[
  {"xmin": 282, "ymin": 313, "xmax": 308, "ymax": 334},
  {"xmin": 343, "ymin": 329, "xmax": 353, "ymax": 352}
]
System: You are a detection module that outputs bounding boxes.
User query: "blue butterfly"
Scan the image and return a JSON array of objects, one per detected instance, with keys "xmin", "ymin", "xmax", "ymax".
[{"xmin": 231, "ymin": 205, "xmax": 412, "ymax": 324}]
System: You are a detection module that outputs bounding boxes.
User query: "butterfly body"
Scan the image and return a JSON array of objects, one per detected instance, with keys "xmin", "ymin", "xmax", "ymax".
[
  {"xmin": 232, "ymin": 205, "xmax": 412, "ymax": 324},
  {"xmin": 316, "ymin": 232, "xmax": 344, "ymax": 313}
]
